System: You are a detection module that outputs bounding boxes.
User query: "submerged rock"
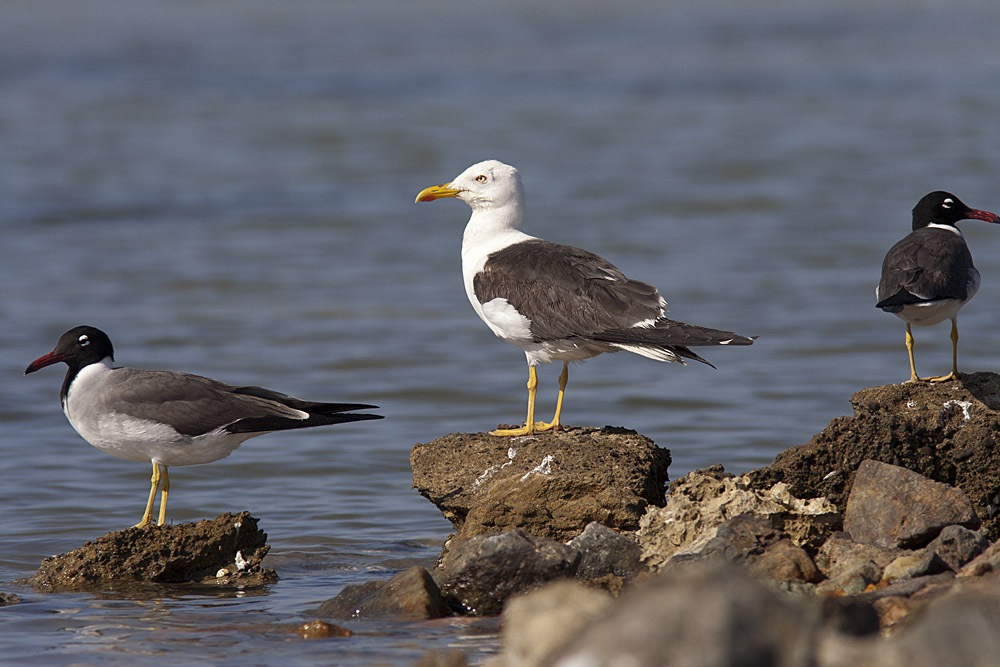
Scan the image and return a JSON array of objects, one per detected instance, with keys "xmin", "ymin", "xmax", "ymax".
[
  {"xmin": 411, "ymin": 426, "xmax": 670, "ymax": 541},
  {"xmin": 28, "ymin": 512, "xmax": 275, "ymax": 591},
  {"xmin": 746, "ymin": 373, "xmax": 1000, "ymax": 539}
]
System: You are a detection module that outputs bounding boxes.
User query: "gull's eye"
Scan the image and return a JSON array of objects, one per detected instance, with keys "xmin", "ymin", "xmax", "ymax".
[
  {"xmin": 943, "ymin": 198, "xmax": 953, "ymax": 209},
  {"xmin": 475, "ymin": 174, "xmax": 487, "ymax": 183},
  {"xmin": 78, "ymin": 335, "xmax": 90, "ymax": 347}
]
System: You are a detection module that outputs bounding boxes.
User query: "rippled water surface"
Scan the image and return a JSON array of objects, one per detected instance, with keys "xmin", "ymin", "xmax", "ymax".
[{"xmin": 3, "ymin": 0, "xmax": 1000, "ymax": 663}]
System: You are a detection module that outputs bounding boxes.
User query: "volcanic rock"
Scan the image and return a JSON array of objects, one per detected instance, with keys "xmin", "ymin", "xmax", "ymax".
[
  {"xmin": 28, "ymin": 512, "xmax": 275, "ymax": 591},
  {"xmin": 844, "ymin": 460, "xmax": 979, "ymax": 549},
  {"xmin": 746, "ymin": 373, "xmax": 1000, "ymax": 539},
  {"xmin": 411, "ymin": 426, "xmax": 670, "ymax": 541},
  {"xmin": 315, "ymin": 565, "xmax": 447, "ymax": 620}
]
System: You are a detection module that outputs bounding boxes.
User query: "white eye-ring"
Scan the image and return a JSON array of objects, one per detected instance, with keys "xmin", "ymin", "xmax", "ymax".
[
  {"xmin": 943, "ymin": 198, "xmax": 953, "ymax": 208},
  {"xmin": 78, "ymin": 335, "xmax": 90, "ymax": 347}
]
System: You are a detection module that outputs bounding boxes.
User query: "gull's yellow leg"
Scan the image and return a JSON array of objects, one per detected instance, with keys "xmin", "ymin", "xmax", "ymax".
[
  {"xmin": 134, "ymin": 463, "xmax": 161, "ymax": 528},
  {"xmin": 535, "ymin": 363, "xmax": 568, "ymax": 432},
  {"xmin": 927, "ymin": 320, "xmax": 960, "ymax": 383},
  {"xmin": 156, "ymin": 466, "xmax": 170, "ymax": 526},
  {"xmin": 491, "ymin": 366, "xmax": 540, "ymax": 436}
]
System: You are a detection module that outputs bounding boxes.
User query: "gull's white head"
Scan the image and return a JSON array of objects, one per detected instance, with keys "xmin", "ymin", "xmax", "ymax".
[{"xmin": 415, "ymin": 160, "xmax": 525, "ymax": 213}]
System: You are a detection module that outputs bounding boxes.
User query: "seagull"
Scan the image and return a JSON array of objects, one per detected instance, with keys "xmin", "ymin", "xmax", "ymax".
[
  {"xmin": 24, "ymin": 325, "xmax": 382, "ymax": 527},
  {"xmin": 876, "ymin": 191, "xmax": 1000, "ymax": 382},
  {"xmin": 415, "ymin": 160, "xmax": 755, "ymax": 436}
]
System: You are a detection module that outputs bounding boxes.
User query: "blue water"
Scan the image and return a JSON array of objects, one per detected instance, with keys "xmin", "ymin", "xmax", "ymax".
[{"xmin": 3, "ymin": 0, "xmax": 1000, "ymax": 663}]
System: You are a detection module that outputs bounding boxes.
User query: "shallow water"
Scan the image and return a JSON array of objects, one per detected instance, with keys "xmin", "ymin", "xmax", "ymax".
[{"xmin": 3, "ymin": 0, "xmax": 1000, "ymax": 663}]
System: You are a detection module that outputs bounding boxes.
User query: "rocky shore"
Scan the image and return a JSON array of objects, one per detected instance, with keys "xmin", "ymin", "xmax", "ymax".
[
  {"xmin": 396, "ymin": 373, "xmax": 1000, "ymax": 666},
  {"xmin": 12, "ymin": 374, "xmax": 1000, "ymax": 666}
]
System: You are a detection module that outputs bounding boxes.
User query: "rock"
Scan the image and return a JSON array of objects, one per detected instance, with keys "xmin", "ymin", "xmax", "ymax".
[
  {"xmin": 815, "ymin": 532, "xmax": 902, "ymax": 580},
  {"xmin": 745, "ymin": 374, "xmax": 1000, "ymax": 539},
  {"xmin": 817, "ymin": 596, "xmax": 880, "ymax": 636},
  {"xmin": 815, "ymin": 559, "xmax": 882, "ymax": 596},
  {"xmin": 315, "ymin": 566, "xmax": 446, "ymax": 620},
  {"xmin": 296, "ymin": 620, "xmax": 353, "ymax": 639},
  {"xmin": 844, "ymin": 460, "xmax": 979, "ymax": 549},
  {"xmin": 882, "ymin": 553, "xmax": 936, "ymax": 583},
  {"xmin": 637, "ymin": 466, "xmax": 838, "ymax": 571},
  {"xmin": 436, "ymin": 530, "xmax": 580, "ymax": 615},
  {"xmin": 28, "ymin": 512, "xmax": 275, "ymax": 591},
  {"xmin": 675, "ymin": 514, "xmax": 821, "ymax": 583},
  {"xmin": 0, "ymin": 592, "xmax": 20, "ymax": 606},
  {"xmin": 411, "ymin": 427, "xmax": 670, "ymax": 541},
  {"xmin": 869, "ymin": 584, "xmax": 1000, "ymax": 665},
  {"xmin": 495, "ymin": 580, "xmax": 612, "ymax": 667},
  {"xmin": 872, "ymin": 596, "xmax": 915, "ymax": 630},
  {"xmin": 566, "ymin": 522, "xmax": 645, "ymax": 589},
  {"xmin": 958, "ymin": 539, "xmax": 1000, "ymax": 578},
  {"xmin": 924, "ymin": 525, "xmax": 989, "ymax": 572},
  {"xmin": 542, "ymin": 562, "xmax": 818, "ymax": 667}
]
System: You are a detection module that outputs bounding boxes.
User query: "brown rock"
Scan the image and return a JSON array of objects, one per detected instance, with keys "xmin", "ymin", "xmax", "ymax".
[
  {"xmin": 957, "ymin": 539, "xmax": 1000, "ymax": 578},
  {"xmin": 844, "ymin": 460, "xmax": 978, "ymax": 549},
  {"xmin": 316, "ymin": 565, "xmax": 447, "ymax": 620},
  {"xmin": 411, "ymin": 426, "xmax": 670, "ymax": 541},
  {"xmin": 637, "ymin": 466, "xmax": 838, "ymax": 572},
  {"xmin": 745, "ymin": 373, "xmax": 1000, "ymax": 539},
  {"xmin": 28, "ymin": 512, "xmax": 276, "ymax": 591},
  {"xmin": 815, "ymin": 532, "xmax": 902, "ymax": 579}
]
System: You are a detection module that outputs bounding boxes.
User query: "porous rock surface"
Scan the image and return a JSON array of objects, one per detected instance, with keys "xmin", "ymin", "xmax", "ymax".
[
  {"xmin": 746, "ymin": 372, "xmax": 1000, "ymax": 539},
  {"xmin": 28, "ymin": 512, "xmax": 276, "ymax": 591},
  {"xmin": 411, "ymin": 426, "xmax": 670, "ymax": 541}
]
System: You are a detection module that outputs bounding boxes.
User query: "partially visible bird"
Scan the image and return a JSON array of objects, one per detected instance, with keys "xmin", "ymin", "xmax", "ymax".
[
  {"xmin": 415, "ymin": 160, "xmax": 755, "ymax": 436},
  {"xmin": 876, "ymin": 191, "xmax": 1000, "ymax": 382},
  {"xmin": 24, "ymin": 325, "xmax": 382, "ymax": 527}
]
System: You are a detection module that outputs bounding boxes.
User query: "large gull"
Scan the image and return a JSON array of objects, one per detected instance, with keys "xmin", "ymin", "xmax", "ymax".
[{"xmin": 416, "ymin": 159, "xmax": 755, "ymax": 436}]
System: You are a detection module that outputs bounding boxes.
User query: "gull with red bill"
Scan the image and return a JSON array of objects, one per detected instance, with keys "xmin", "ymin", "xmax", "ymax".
[
  {"xmin": 876, "ymin": 191, "xmax": 1000, "ymax": 382},
  {"xmin": 25, "ymin": 325, "xmax": 382, "ymax": 527}
]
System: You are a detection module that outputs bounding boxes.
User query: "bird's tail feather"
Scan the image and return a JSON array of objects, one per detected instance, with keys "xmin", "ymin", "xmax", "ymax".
[{"xmin": 595, "ymin": 318, "xmax": 755, "ymax": 367}]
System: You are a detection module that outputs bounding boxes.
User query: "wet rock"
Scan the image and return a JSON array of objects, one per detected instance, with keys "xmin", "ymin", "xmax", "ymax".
[
  {"xmin": 28, "ymin": 512, "xmax": 276, "ymax": 591},
  {"xmin": 495, "ymin": 580, "xmax": 612, "ymax": 667},
  {"xmin": 924, "ymin": 524, "xmax": 989, "ymax": 572},
  {"xmin": 637, "ymin": 466, "xmax": 838, "ymax": 571},
  {"xmin": 844, "ymin": 460, "xmax": 979, "ymax": 549},
  {"xmin": 296, "ymin": 619, "xmax": 353, "ymax": 639},
  {"xmin": 566, "ymin": 522, "xmax": 645, "ymax": 590},
  {"xmin": 315, "ymin": 565, "xmax": 446, "ymax": 620},
  {"xmin": 745, "ymin": 373, "xmax": 1000, "ymax": 539},
  {"xmin": 542, "ymin": 562, "xmax": 818, "ymax": 667},
  {"xmin": 436, "ymin": 529, "xmax": 580, "ymax": 616},
  {"xmin": 411, "ymin": 426, "xmax": 670, "ymax": 541},
  {"xmin": 0, "ymin": 592, "xmax": 20, "ymax": 606}
]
